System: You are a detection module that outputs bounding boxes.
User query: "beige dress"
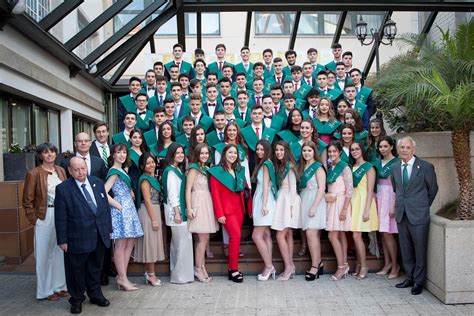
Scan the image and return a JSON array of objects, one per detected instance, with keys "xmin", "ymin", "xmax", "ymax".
[
  {"xmin": 271, "ymin": 168, "xmax": 302, "ymax": 230},
  {"xmin": 134, "ymin": 187, "xmax": 165, "ymax": 262},
  {"xmin": 188, "ymin": 171, "xmax": 219, "ymax": 233}
]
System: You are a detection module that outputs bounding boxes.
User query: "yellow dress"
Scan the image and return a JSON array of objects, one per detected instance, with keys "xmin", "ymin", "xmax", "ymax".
[{"xmin": 351, "ymin": 168, "xmax": 379, "ymax": 232}]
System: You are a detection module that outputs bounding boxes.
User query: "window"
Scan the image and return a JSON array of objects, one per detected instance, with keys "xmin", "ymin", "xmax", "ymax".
[
  {"xmin": 255, "ymin": 12, "xmax": 385, "ymax": 36},
  {"xmin": 73, "ymin": 115, "xmax": 94, "ymax": 139},
  {"xmin": 10, "ymin": 101, "xmax": 31, "ymax": 150},
  {"xmin": 156, "ymin": 13, "xmax": 221, "ymax": 35},
  {"xmin": 33, "ymin": 106, "xmax": 48, "ymax": 145},
  {"xmin": 25, "ymin": 0, "xmax": 51, "ymax": 22},
  {"xmin": 75, "ymin": 11, "xmax": 95, "ymax": 59},
  {"xmin": 0, "ymin": 94, "xmax": 9, "ymax": 152}
]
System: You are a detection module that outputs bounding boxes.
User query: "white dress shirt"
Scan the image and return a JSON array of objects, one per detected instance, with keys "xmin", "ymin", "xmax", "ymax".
[
  {"xmin": 401, "ymin": 156, "xmax": 416, "ymax": 179},
  {"xmin": 75, "ymin": 177, "xmax": 97, "ymax": 206}
]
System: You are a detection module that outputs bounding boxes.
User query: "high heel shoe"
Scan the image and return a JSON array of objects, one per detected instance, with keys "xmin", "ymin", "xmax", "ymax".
[
  {"xmin": 228, "ymin": 270, "xmax": 243, "ymax": 283},
  {"xmin": 144, "ymin": 272, "xmax": 162, "ymax": 286},
  {"xmin": 305, "ymin": 261, "xmax": 324, "ymax": 281},
  {"xmin": 202, "ymin": 265, "xmax": 212, "ymax": 281},
  {"xmin": 388, "ymin": 265, "xmax": 400, "ymax": 279},
  {"xmin": 277, "ymin": 271, "xmax": 293, "ymax": 281},
  {"xmin": 357, "ymin": 267, "xmax": 368, "ymax": 280},
  {"xmin": 194, "ymin": 267, "xmax": 211, "ymax": 283},
  {"xmin": 352, "ymin": 264, "xmax": 361, "ymax": 277},
  {"xmin": 376, "ymin": 263, "xmax": 392, "ymax": 275},
  {"xmin": 116, "ymin": 279, "xmax": 138, "ymax": 291},
  {"xmin": 257, "ymin": 266, "xmax": 276, "ymax": 281},
  {"xmin": 330, "ymin": 266, "xmax": 347, "ymax": 281}
]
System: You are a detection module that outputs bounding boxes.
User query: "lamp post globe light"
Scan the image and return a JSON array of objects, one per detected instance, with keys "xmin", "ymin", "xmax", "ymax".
[{"xmin": 355, "ymin": 17, "xmax": 397, "ymax": 77}]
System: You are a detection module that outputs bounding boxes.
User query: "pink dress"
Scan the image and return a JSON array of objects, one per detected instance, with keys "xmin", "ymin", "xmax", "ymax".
[
  {"xmin": 376, "ymin": 176, "xmax": 398, "ymax": 233},
  {"xmin": 326, "ymin": 166, "xmax": 353, "ymax": 231}
]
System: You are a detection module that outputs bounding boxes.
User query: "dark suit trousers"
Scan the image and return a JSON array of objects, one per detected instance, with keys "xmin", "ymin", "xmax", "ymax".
[
  {"xmin": 397, "ymin": 214, "xmax": 430, "ymax": 285},
  {"xmin": 65, "ymin": 234, "xmax": 106, "ymax": 306}
]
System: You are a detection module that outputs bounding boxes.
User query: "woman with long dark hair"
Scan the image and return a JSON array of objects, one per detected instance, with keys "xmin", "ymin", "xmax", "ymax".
[
  {"xmin": 209, "ymin": 144, "xmax": 252, "ymax": 282},
  {"xmin": 251, "ymin": 139, "xmax": 277, "ymax": 281},
  {"xmin": 161, "ymin": 143, "xmax": 194, "ymax": 283}
]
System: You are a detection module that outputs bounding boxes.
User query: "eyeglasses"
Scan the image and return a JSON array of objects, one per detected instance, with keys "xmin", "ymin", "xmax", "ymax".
[{"xmin": 76, "ymin": 139, "xmax": 91, "ymax": 143}]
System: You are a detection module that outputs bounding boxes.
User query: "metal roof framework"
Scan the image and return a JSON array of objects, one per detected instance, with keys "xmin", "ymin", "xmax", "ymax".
[{"xmin": 1, "ymin": 0, "xmax": 472, "ymax": 92}]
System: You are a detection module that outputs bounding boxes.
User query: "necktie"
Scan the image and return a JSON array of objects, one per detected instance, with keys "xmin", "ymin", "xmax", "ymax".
[
  {"xmin": 255, "ymin": 127, "xmax": 260, "ymax": 139},
  {"xmin": 294, "ymin": 83, "xmax": 298, "ymax": 91},
  {"xmin": 219, "ymin": 61, "xmax": 223, "ymax": 70},
  {"xmin": 403, "ymin": 164, "xmax": 409, "ymax": 189},
  {"xmin": 193, "ymin": 116, "xmax": 198, "ymax": 125},
  {"xmin": 81, "ymin": 183, "xmax": 97, "ymax": 214},
  {"xmin": 81, "ymin": 156, "xmax": 89, "ymax": 175},
  {"xmin": 267, "ymin": 65, "xmax": 271, "ymax": 72},
  {"xmin": 277, "ymin": 77, "xmax": 281, "ymax": 84},
  {"xmin": 357, "ymin": 86, "xmax": 361, "ymax": 93},
  {"xmin": 159, "ymin": 95, "xmax": 163, "ymax": 104},
  {"xmin": 256, "ymin": 96, "xmax": 261, "ymax": 106},
  {"xmin": 101, "ymin": 145, "xmax": 108, "ymax": 166},
  {"xmin": 312, "ymin": 109, "xmax": 317, "ymax": 119},
  {"xmin": 219, "ymin": 131, "xmax": 224, "ymax": 141},
  {"xmin": 240, "ymin": 112, "xmax": 245, "ymax": 119},
  {"xmin": 174, "ymin": 105, "xmax": 179, "ymax": 118},
  {"xmin": 176, "ymin": 62, "xmax": 180, "ymax": 70},
  {"xmin": 307, "ymin": 79, "xmax": 311, "ymax": 86}
]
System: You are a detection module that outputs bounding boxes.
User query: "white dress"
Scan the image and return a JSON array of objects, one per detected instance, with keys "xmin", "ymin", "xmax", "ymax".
[
  {"xmin": 252, "ymin": 166, "xmax": 276, "ymax": 226},
  {"xmin": 164, "ymin": 171, "xmax": 194, "ymax": 283},
  {"xmin": 271, "ymin": 168, "xmax": 302, "ymax": 230},
  {"xmin": 300, "ymin": 173, "xmax": 327, "ymax": 230}
]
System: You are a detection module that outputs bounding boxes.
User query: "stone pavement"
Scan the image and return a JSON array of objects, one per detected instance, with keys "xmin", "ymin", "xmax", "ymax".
[{"xmin": 0, "ymin": 273, "xmax": 472, "ymax": 315}]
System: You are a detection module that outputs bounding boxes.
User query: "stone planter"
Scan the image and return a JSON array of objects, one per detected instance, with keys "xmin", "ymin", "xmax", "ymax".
[
  {"xmin": 426, "ymin": 214, "xmax": 474, "ymax": 304},
  {"xmin": 3, "ymin": 153, "xmax": 36, "ymax": 181}
]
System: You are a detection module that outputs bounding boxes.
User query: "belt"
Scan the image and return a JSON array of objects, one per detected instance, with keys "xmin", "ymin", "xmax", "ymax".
[{"xmin": 47, "ymin": 204, "xmax": 54, "ymax": 207}]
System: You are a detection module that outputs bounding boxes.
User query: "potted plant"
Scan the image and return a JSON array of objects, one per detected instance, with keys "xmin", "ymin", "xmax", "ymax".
[
  {"xmin": 2, "ymin": 143, "xmax": 36, "ymax": 181},
  {"xmin": 374, "ymin": 21, "xmax": 473, "ymax": 304}
]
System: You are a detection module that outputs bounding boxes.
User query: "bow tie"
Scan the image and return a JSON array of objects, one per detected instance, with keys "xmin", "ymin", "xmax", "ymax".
[
  {"xmin": 147, "ymin": 87, "xmax": 155, "ymax": 90},
  {"xmin": 138, "ymin": 111, "xmax": 147, "ymax": 115},
  {"xmin": 208, "ymin": 103, "xmax": 216, "ymax": 107},
  {"xmin": 264, "ymin": 115, "xmax": 272, "ymax": 119}
]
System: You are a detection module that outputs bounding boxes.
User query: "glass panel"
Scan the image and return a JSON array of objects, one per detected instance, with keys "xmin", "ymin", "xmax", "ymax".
[
  {"xmin": 25, "ymin": 0, "xmax": 53, "ymax": 22},
  {"xmin": 0, "ymin": 94, "xmax": 9, "ymax": 153},
  {"xmin": 298, "ymin": 13, "xmax": 319, "ymax": 35},
  {"xmin": 33, "ymin": 106, "xmax": 48, "ymax": 145},
  {"xmin": 156, "ymin": 15, "xmax": 177, "ymax": 35},
  {"xmin": 187, "ymin": 13, "xmax": 220, "ymax": 35},
  {"xmin": 357, "ymin": 13, "xmax": 384, "ymax": 33},
  {"xmin": 48, "ymin": 111, "xmax": 60, "ymax": 150},
  {"xmin": 255, "ymin": 12, "xmax": 295, "ymax": 35},
  {"xmin": 10, "ymin": 101, "xmax": 31, "ymax": 150}
]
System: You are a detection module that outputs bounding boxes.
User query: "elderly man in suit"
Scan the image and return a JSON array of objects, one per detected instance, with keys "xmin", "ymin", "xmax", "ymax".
[
  {"xmin": 55, "ymin": 157, "xmax": 112, "ymax": 314},
  {"xmin": 61, "ymin": 132, "xmax": 108, "ymax": 181},
  {"xmin": 390, "ymin": 136, "xmax": 438, "ymax": 295}
]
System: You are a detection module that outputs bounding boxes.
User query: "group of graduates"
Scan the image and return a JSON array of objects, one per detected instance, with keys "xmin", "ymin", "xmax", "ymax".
[{"xmin": 106, "ymin": 42, "xmax": 403, "ymax": 284}]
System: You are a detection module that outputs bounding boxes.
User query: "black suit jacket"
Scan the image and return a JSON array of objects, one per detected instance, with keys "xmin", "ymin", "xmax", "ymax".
[
  {"xmin": 89, "ymin": 140, "xmax": 111, "ymax": 161},
  {"xmin": 61, "ymin": 155, "xmax": 108, "ymax": 182},
  {"xmin": 55, "ymin": 176, "xmax": 112, "ymax": 253}
]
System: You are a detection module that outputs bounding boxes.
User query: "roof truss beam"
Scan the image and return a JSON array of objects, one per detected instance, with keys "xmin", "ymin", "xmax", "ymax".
[
  {"xmin": 332, "ymin": 11, "xmax": 347, "ymax": 46},
  {"xmin": 288, "ymin": 11, "xmax": 301, "ymax": 50},
  {"xmin": 39, "ymin": 0, "xmax": 83, "ymax": 31},
  {"xmin": 363, "ymin": 11, "xmax": 392, "ymax": 77}
]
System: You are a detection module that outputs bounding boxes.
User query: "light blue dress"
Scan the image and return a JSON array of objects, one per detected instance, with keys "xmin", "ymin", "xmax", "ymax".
[
  {"xmin": 110, "ymin": 177, "xmax": 144, "ymax": 239},
  {"xmin": 252, "ymin": 167, "xmax": 276, "ymax": 226},
  {"xmin": 301, "ymin": 173, "xmax": 327, "ymax": 230}
]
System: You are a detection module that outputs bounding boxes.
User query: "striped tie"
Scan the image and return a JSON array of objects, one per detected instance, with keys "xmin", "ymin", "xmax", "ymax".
[{"xmin": 101, "ymin": 145, "xmax": 108, "ymax": 166}]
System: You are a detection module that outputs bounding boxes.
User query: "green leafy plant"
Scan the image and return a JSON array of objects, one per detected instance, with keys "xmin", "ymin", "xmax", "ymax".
[
  {"xmin": 8, "ymin": 143, "xmax": 22, "ymax": 153},
  {"xmin": 374, "ymin": 21, "xmax": 474, "ymax": 220}
]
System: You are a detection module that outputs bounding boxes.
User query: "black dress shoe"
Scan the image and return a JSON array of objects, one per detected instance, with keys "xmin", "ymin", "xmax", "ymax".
[
  {"xmin": 411, "ymin": 284, "xmax": 423, "ymax": 295},
  {"xmin": 395, "ymin": 279, "xmax": 414, "ymax": 288},
  {"xmin": 100, "ymin": 275, "xmax": 109, "ymax": 286},
  {"xmin": 70, "ymin": 304, "xmax": 82, "ymax": 314},
  {"xmin": 90, "ymin": 297, "xmax": 110, "ymax": 307}
]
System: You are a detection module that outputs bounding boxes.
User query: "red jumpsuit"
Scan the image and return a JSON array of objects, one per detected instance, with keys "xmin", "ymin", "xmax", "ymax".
[{"xmin": 209, "ymin": 175, "xmax": 252, "ymax": 270}]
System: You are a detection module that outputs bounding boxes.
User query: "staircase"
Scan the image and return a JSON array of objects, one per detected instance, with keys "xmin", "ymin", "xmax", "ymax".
[{"xmin": 128, "ymin": 229, "xmax": 385, "ymax": 275}]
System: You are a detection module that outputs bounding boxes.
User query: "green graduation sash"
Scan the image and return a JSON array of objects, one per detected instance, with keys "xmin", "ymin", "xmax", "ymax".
[
  {"xmin": 373, "ymin": 157, "xmax": 400, "ymax": 179},
  {"xmin": 355, "ymin": 130, "xmax": 368, "ymax": 141},
  {"xmin": 188, "ymin": 162, "xmax": 208, "ymax": 175},
  {"xmin": 240, "ymin": 126, "xmax": 276, "ymax": 151},
  {"xmin": 276, "ymin": 163, "xmax": 292, "ymax": 188},
  {"xmin": 107, "ymin": 167, "xmax": 132, "ymax": 189},
  {"xmin": 112, "ymin": 132, "xmax": 131, "ymax": 148},
  {"xmin": 207, "ymin": 165, "xmax": 246, "ymax": 192},
  {"xmin": 129, "ymin": 148, "xmax": 141, "ymax": 167},
  {"xmin": 136, "ymin": 111, "xmax": 153, "ymax": 131},
  {"xmin": 119, "ymin": 95, "xmax": 136, "ymax": 112},
  {"xmin": 258, "ymin": 160, "xmax": 278, "ymax": 198},
  {"xmin": 327, "ymin": 160, "xmax": 348, "ymax": 184},
  {"xmin": 136, "ymin": 174, "xmax": 161, "ymax": 206},
  {"xmin": 161, "ymin": 165, "xmax": 187, "ymax": 220},
  {"xmin": 352, "ymin": 162, "xmax": 373, "ymax": 188},
  {"xmin": 294, "ymin": 83, "xmax": 311, "ymax": 100},
  {"xmin": 299, "ymin": 162, "xmax": 322, "ymax": 190},
  {"xmin": 355, "ymin": 101, "xmax": 367, "ymax": 116},
  {"xmin": 198, "ymin": 114, "xmax": 214, "ymax": 132},
  {"xmin": 357, "ymin": 86, "xmax": 372, "ymax": 104},
  {"xmin": 277, "ymin": 130, "xmax": 299, "ymax": 144},
  {"xmin": 314, "ymin": 118, "xmax": 341, "ymax": 135}
]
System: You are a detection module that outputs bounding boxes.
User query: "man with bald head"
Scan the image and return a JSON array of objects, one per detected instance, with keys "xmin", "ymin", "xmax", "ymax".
[
  {"xmin": 390, "ymin": 136, "xmax": 438, "ymax": 295},
  {"xmin": 61, "ymin": 132, "xmax": 108, "ymax": 181},
  {"xmin": 55, "ymin": 157, "xmax": 112, "ymax": 314}
]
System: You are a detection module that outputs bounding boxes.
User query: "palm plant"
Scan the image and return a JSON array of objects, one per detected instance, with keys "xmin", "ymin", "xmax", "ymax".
[{"xmin": 375, "ymin": 21, "xmax": 474, "ymax": 220}]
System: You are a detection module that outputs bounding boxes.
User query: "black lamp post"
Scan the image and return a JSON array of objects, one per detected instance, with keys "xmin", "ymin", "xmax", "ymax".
[{"xmin": 355, "ymin": 17, "xmax": 397, "ymax": 77}]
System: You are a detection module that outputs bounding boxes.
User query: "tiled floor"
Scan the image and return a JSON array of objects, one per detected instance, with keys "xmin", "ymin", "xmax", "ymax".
[{"xmin": 0, "ymin": 273, "xmax": 472, "ymax": 315}]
